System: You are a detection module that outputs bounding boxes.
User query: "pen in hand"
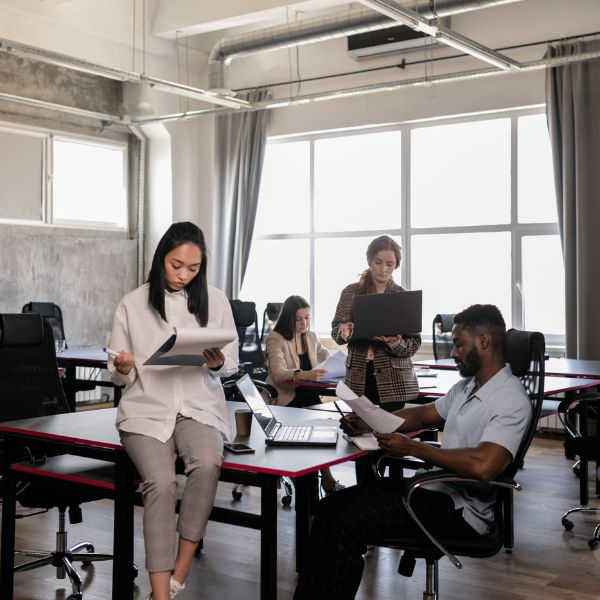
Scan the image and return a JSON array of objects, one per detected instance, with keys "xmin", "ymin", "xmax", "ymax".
[
  {"xmin": 333, "ymin": 401, "xmax": 346, "ymax": 418},
  {"xmin": 103, "ymin": 347, "xmax": 119, "ymax": 359}
]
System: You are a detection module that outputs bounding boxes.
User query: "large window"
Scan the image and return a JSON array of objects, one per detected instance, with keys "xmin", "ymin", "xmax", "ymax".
[
  {"xmin": 241, "ymin": 109, "xmax": 563, "ymax": 346},
  {"xmin": 0, "ymin": 122, "xmax": 128, "ymax": 231}
]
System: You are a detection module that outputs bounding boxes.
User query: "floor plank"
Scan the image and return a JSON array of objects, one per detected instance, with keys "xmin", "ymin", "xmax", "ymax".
[{"xmin": 3, "ymin": 433, "xmax": 600, "ymax": 599}]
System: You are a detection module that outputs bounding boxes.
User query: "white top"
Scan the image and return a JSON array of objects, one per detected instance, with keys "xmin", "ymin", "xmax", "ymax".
[
  {"xmin": 108, "ymin": 283, "xmax": 239, "ymax": 442},
  {"xmin": 430, "ymin": 364, "xmax": 532, "ymax": 534}
]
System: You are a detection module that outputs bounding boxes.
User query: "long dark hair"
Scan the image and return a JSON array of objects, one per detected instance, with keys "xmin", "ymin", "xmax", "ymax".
[
  {"xmin": 147, "ymin": 222, "xmax": 209, "ymax": 326},
  {"xmin": 357, "ymin": 235, "xmax": 402, "ymax": 294},
  {"xmin": 273, "ymin": 295, "xmax": 310, "ymax": 341}
]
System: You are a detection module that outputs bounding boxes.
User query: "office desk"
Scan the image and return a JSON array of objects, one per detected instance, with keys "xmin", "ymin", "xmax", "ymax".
[
  {"xmin": 0, "ymin": 404, "xmax": 364, "ymax": 600},
  {"xmin": 56, "ymin": 346, "xmax": 122, "ymax": 411},
  {"xmin": 416, "ymin": 357, "xmax": 600, "ymax": 378}
]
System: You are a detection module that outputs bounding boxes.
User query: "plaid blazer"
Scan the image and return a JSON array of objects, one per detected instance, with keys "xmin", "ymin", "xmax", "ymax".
[{"xmin": 331, "ymin": 281, "xmax": 421, "ymax": 406}]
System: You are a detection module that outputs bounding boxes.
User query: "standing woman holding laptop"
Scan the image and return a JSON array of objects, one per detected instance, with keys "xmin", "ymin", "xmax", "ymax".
[
  {"xmin": 331, "ymin": 235, "xmax": 421, "ymax": 481},
  {"xmin": 108, "ymin": 222, "xmax": 239, "ymax": 600}
]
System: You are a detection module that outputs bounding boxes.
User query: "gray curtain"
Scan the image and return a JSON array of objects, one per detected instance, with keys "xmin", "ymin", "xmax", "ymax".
[
  {"xmin": 546, "ymin": 40, "xmax": 600, "ymax": 359},
  {"xmin": 213, "ymin": 89, "xmax": 270, "ymax": 298}
]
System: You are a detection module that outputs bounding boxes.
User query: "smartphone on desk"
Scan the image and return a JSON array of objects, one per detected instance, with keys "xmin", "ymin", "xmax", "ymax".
[{"xmin": 224, "ymin": 442, "xmax": 255, "ymax": 454}]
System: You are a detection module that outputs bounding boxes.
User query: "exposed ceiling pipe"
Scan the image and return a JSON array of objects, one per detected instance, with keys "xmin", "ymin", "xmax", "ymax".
[
  {"xmin": 207, "ymin": 0, "xmax": 525, "ymax": 90},
  {"xmin": 136, "ymin": 48, "xmax": 600, "ymax": 125},
  {"xmin": 358, "ymin": 0, "xmax": 521, "ymax": 70},
  {"xmin": 0, "ymin": 38, "xmax": 250, "ymax": 110}
]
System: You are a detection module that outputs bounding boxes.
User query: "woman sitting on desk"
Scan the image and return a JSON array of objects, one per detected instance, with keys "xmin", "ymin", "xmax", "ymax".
[
  {"xmin": 332, "ymin": 235, "xmax": 421, "ymax": 481},
  {"xmin": 265, "ymin": 295, "xmax": 344, "ymax": 495},
  {"xmin": 108, "ymin": 222, "xmax": 239, "ymax": 600}
]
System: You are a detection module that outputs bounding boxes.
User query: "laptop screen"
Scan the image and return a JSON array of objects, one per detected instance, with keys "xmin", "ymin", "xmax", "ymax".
[{"xmin": 235, "ymin": 375, "xmax": 278, "ymax": 436}]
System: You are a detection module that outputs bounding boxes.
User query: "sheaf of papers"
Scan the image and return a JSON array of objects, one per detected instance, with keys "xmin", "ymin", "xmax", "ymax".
[
  {"xmin": 344, "ymin": 433, "xmax": 380, "ymax": 451},
  {"xmin": 335, "ymin": 381, "xmax": 404, "ymax": 433},
  {"xmin": 315, "ymin": 350, "xmax": 346, "ymax": 383},
  {"xmin": 144, "ymin": 327, "xmax": 237, "ymax": 366}
]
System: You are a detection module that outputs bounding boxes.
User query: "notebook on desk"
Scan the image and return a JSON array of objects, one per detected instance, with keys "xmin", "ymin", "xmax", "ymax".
[
  {"xmin": 352, "ymin": 290, "xmax": 422, "ymax": 339},
  {"xmin": 234, "ymin": 374, "xmax": 339, "ymax": 446}
]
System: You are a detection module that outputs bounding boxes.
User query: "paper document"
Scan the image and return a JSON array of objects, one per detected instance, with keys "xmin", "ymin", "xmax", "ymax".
[
  {"xmin": 335, "ymin": 381, "xmax": 404, "ymax": 433},
  {"xmin": 144, "ymin": 327, "xmax": 237, "ymax": 366},
  {"xmin": 315, "ymin": 350, "xmax": 346, "ymax": 382},
  {"xmin": 343, "ymin": 433, "xmax": 380, "ymax": 451}
]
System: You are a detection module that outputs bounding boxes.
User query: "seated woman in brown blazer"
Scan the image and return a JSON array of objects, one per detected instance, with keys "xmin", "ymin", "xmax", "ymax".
[{"xmin": 266, "ymin": 295, "xmax": 343, "ymax": 495}]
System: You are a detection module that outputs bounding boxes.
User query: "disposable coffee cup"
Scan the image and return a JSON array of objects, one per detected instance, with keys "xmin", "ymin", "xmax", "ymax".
[{"xmin": 235, "ymin": 409, "xmax": 253, "ymax": 436}]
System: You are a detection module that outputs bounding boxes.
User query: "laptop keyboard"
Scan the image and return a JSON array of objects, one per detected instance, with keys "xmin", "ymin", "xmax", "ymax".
[{"xmin": 275, "ymin": 425, "xmax": 312, "ymax": 442}]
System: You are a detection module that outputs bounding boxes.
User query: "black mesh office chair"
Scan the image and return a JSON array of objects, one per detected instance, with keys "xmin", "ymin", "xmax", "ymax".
[
  {"xmin": 368, "ymin": 329, "xmax": 545, "ymax": 599},
  {"xmin": 22, "ymin": 301, "xmax": 67, "ymax": 348},
  {"xmin": 22, "ymin": 301, "xmax": 98, "ymax": 397},
  {"xmin": 559, "ymin": 392, "xmax": 600, "ymax": 548},
  {"xmin": 432, "ymin": 313, "xmax": 455, "ymax": 360},
  {"xmin": 260, "ymin": 302, "xmax": 283, "ymax": 343},
  {"xmin": 0, "ymin": 313, "xmax": 115, "ymax": 600},
  {"xmin": 230, "ymin": 299, "xmax": 266, "ymax": 378}
]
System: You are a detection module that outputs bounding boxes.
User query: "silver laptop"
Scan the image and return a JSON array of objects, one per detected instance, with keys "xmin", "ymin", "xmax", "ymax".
[
  {"xmin": 352, "ymin": 290, "xmax": 422, "ymax": 339},
  {"xmin": 234, "ymin": 374, "xmax": 339, "ymax": 447}
]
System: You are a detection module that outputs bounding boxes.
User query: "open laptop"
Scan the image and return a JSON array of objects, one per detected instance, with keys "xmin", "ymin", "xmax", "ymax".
[
  {"xmin": 234, "ymin": 374, "xmax": 339, "ymax": 446},
  {"xmin": 351, "ymin": 290, "xmax": 422, "ymax": 340}
]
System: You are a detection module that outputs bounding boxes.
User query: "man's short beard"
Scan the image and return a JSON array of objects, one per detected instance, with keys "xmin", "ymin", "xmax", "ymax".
[{"xmin": 458, "ymin": 347, "xmax": 481, "ymax": 377}]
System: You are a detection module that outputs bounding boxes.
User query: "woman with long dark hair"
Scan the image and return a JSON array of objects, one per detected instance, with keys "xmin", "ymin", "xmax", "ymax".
[
  {"xmin": 265, "ymin": 295, "xmax": 344, "ymax": 494},
  {"xmin": 108, "ymin": 222, "xmax": 238, "ymax": 600},
  {"xmin": 331, "ymin": 235, "xmax": 421, "ymax": 481}
]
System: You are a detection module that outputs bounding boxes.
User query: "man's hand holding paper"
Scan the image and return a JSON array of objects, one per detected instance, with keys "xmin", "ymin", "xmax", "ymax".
[{"xmin": 335, "ymin": 381, "xmax": 404, "ymax": 433}]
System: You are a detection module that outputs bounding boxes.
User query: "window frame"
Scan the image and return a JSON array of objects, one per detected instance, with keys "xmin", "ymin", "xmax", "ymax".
[
  {"xmin": 0, "ymin": 120, "xmax": 129, "ymax": 232},
  {"xmin": 246, "ymin": 106, "xmax": 563, "ymax": 347}
]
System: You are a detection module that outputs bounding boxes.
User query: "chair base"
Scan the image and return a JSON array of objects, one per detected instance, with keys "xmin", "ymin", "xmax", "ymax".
[
  {"xmin": 15, "ymin": 541, "xmax": 112, "ymax": 600},
  {"xmin": 561, "ymin": 505, "xmax": 600, "ymax": 549}
]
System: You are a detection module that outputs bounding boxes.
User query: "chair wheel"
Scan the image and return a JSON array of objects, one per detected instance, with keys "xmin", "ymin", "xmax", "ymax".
[
  {"xmin": 562, "ymin": 518, "xmax": 574, "ymax": 531},
  {"xmin": 133, "ymin": 565, "xmax": 139, "ymax": 578},
  {"xmin": 232, "ymin": 490, "xmax": 243, "ymax": 501},
  {"xmin": 66, "ymin": 595, "xmax": 82, "ymax": 600},
  {"xmin": 85, "ymin": 544, "xmax": 95, "ymax": 552},
  {"xmin": 573, "ymin": 464, "xmax": 581, "ymax": 477},
  {"xmin": 588, "ymin": 538, "xmax": 599, "ymax": 549},
  {"xmin": 281, "ymin": 495, "xmax": 292, "ymax": 506}
]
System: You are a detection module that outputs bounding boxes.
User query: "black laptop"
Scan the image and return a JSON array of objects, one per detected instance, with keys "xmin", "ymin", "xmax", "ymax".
[
  {"xmin": 351, "ymin": 290, "xmax": 422, "ymax": 339},
  {"xmin": 234, "ymin": 374, "xmax": 339, "ymax": 446}
]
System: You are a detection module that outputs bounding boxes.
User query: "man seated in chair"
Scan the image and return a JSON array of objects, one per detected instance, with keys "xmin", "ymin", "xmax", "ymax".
[{"xmin": 294, "ymin": 304, "xmax": 532, "ymax": 600}]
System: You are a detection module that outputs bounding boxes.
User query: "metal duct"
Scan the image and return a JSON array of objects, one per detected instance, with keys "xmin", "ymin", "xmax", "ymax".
[{"xmin": 208, "ymin": 0, "xmax": 524, "ymax": 89}]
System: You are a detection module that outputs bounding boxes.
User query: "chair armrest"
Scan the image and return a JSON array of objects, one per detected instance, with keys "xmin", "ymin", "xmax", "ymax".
[
  {"xmin": 558, "ymin": 392, "xmax": 600, "ymax": 439},
  {"xmin": 400, "ymin": 469, "xmax": 521, "ymax": 569},
  {"xmin": 373, "ymin": 441, "xmax": 442, "ymax": 477}
]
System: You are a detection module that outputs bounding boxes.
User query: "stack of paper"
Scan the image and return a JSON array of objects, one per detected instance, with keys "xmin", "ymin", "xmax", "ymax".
[{"xmin": 315, "ymin": 350, "xmax": 346, "ymax": 383}]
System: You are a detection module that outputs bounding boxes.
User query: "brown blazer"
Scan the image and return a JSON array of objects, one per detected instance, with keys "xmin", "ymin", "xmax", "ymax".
[
  {"xmin": 331, "ymin": 281, "xmax": 421, "ymax": 406},
  {"xmin": 265, "ymin": 330, "xmax": 330, "ymax": 406}
]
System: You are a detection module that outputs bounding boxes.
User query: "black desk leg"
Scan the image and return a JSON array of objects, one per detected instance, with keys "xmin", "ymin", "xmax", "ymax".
[
  {"xmin": 293, "ymin": 473, "xmax": 318, "ymax": 574},
  {"xmin": 0, "ymin": 437, "xmax": 18, "ymax": 600},
  {"xmin": 62, "ymin": 363, "xmax": 77, "ymax": 412},
  {"xmin": 113, "ymin": 452, "xmax": 136, "ymax": 600},
  {"xmin": 260, "ymin": 475, "xmax": 279, "ymax": 600}
]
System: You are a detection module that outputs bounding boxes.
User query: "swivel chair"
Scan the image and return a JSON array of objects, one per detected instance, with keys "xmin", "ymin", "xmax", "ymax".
[
  {"xmin": 230, "ymin": 299, "xmax": 266, "ymax": 379},
  {"xmin": 559, "ymin": 392, "xmax": 600, "ymax": 548},
  {"xmin": 0, "ymin": 313, "xmax": 116, "ymax": 600},
  {"xmin": 432, "ymin": 313, "xmax": 455, "ymax": 360},
  {"xmin": 368, "ymin": 329, "xmax": 545, "ymax": 599},
  {"xmin": 260, "ymin": 302, "xmax": 283, "ymax": 343}
]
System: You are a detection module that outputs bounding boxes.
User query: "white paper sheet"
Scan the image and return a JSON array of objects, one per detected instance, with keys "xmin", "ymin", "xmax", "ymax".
[
  {"xmin": 144, "ymin": 327, "xmax": 237, "ymax": 366},
  {"xmin": 335, "ymin": 381, "xmax": 404, "ymax": 433},
  {"xmin": 315, "ymin": 350, "xmax": 346, "ymax": 382},
  {"xmin": 343, "ymin": 433, "xmax": 380, "ymax": 451}
]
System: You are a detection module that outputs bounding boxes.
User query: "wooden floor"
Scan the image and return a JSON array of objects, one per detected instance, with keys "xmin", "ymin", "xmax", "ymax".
[{"xmin": 3, "ymin": 433, "xmax": 600, "ymax": 600}]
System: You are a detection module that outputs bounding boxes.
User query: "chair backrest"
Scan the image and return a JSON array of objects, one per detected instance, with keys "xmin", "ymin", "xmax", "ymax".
[
  {"xmin": 0, "ymin": 313, "xmax": 70, "ymax": 421},
  {"xmin": 229, "ymin": 299, "xmax": 265, "ymax": 373},
  {"xmin": 260, "ymin": 302, "xmax": 283, "ymax": 343},
  {"xmin": 432, "ymin": 313, "xmax": 455, "ymax": 360},
  {"xmin": 22, "ymin": 301, "xmax": 67, "ymax": 349},
  {"xmin": 502, "ymin": 328, "xmax": 545, "ymax": 478}
]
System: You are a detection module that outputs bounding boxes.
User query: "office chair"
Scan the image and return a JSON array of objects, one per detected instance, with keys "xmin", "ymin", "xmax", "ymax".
[
  {"xmin": 0, "ymin": 313, "xmax": 116, "ymax": 600},
  {"xmin": 432, "ymin": 313, "xmax": 455, "ymax": 360},
  {"xmin": 22, "ymin": 301, "xmax": 98, "ymax": 397},
  {"xmin": 260, "ymin": 302, "xmax": 283, "ymax": 343},
  {"xmin": 230, "ymin": 299, "xmax": 266, "ymax": 379},
  {"xmin": 368, "ymin": 329, "xmax": 545, "ymax": 599},
  {"xmin": 559, "ymin": 392, "xmax": 600, "ymax": 549}
]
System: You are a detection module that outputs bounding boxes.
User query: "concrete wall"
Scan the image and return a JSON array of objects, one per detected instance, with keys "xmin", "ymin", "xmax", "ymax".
[{"xmin": 0, "ymin": 224, "xmax": 136, "ymax": 346}]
